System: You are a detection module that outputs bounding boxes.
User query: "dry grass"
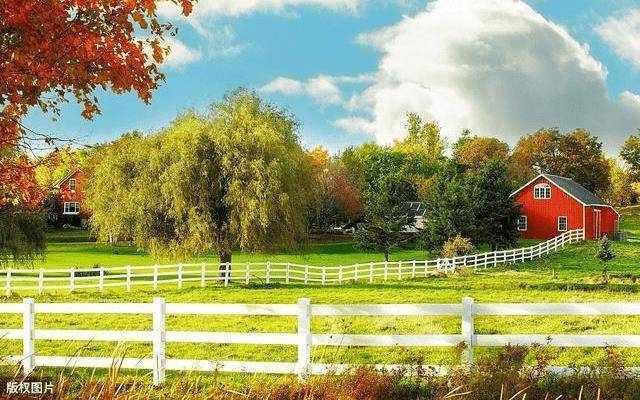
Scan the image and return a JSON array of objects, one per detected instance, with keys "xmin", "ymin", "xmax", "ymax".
[{"xmin": 3, "ymin": 346, "xmax": 640, "ymax": 399}]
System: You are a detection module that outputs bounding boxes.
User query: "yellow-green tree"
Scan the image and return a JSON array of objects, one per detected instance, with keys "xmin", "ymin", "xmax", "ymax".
[{"xmin": 87, "ymin": 90, "xmax": 312, "ymax": 267}]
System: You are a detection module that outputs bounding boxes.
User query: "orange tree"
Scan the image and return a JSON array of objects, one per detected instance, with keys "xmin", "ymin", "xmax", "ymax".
[{"xmin": 0, "ymin": 0, "xmax": 194, "ymax": 263}]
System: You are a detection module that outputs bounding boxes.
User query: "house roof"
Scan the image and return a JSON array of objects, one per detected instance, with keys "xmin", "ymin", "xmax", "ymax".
[
  {"xmin": 511, "ymin": 173, "xmax": 616, "ymax": 213},
  {"xmin": 542, "ymin": 174, "xmax": 609, "ymax": 206},
  {"xmin": 403, "ymin": 201, "xmax": 426, "ymax": 217},
  {"xmin": 52, "ymin": 169, "xmax": 79, "ymax": 189}
]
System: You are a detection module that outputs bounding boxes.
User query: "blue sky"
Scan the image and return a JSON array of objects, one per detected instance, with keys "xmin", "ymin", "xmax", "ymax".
[{"xmin": 26, "ymin": 0, "xmax": 640, "ymax": 155}]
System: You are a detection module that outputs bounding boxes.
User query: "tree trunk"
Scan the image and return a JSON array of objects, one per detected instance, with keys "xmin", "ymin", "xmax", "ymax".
[
  {"xmin": 384, "ymin": 250, "xmax": 389, "ymax": 262},
  {"xmin": 219, "ymin": 248, "xmax": 232, "ymax": 279}
]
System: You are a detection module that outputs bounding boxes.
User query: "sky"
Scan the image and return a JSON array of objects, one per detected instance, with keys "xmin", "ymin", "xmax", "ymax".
[{"xmin": 25, "ymin": 0, "xmax": 640, "ymax": 155}]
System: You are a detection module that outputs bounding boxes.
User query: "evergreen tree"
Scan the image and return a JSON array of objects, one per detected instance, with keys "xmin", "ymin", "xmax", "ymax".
[
  {"xmin": 354, "ymin": 150, "xmax": 416, "ymax": 261},
  {"xmin": 420, "ymin": 162, "xmax": 476, "ymax": 250},
  {"xmin": 471, "ymin": 159, "xmax": 521, "ymax": 250},
  {"xmin": 596, "ymin": 235, "xmax": 615, "ymax": 264}
]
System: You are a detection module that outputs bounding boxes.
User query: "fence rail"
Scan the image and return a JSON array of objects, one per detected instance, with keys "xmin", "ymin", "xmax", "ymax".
[
  {"xmin": 0, "ymin": 229, "xmax": 584, "ymax": 295},
  {"xmin": 1, "ymin": 295, "xmax": 639, "ymax": 385}
]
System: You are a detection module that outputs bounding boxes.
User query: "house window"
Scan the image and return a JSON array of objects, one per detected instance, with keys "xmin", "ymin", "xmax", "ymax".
[
  {"xmin": 558, "ymin": 216, "xmax": 568, "ymax": 231},
  {"xmin": 534, "ymin": 183, "xmax": 551, "ymax": 199},
  {"xmin": 63, "ymin": 202, "xmax": 80, "ymax": 215},
  {"xmin": 517, "ymin": 215, "xmax": 528, "ymax": 231},
  {"xmin": 69, "ymin": 178, "xmax": 76, "ymax": 191}
]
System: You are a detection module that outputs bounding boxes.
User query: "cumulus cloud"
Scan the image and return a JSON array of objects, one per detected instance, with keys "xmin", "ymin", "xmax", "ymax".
[
  {"xmin": 331, "ymin": 0, "xmax": 640, "ymax": 152},
  {"xmin": 260, "ymin": 74, "xmax": 374, "ymax": 105},
  {"xmin": 261, "ymin": 77, "xmax": 304, "ymax": 95},
  {"xmin": 163, "ymin": 38, "xmax": 202, "ymax": 68},
  {"xmin": 158, "ymin": 0, "xmax": 360, "ymax": 20},
  {"xmin": 596, "ymin": 9, "xmax": 640, "ymax": 69}
]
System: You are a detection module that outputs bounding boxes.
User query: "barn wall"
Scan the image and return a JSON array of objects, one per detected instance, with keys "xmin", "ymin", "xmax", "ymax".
[
  {"xmin": 514, "ymin": 177, "xmax": 584, "ymax": 240},
  {"xmin": 584, "ymin": 205, "xmax": 619, "ymax": 240}
]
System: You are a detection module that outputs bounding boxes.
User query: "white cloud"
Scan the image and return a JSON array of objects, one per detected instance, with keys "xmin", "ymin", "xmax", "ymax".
[
  {"xmin": 596, "ymin": 9, "xmax": 640, "ymax": 69},
  {"xmin": 163, "ymin": 38, "xmax": 202, "ymax": 68},
  {"xmin": 158, "ymin": 0, "xmax": 360, "ymax": 20},
  {"xmin": 261, "ymin": 74, "xmax": 373, "ymax": 105},
  {"xmin": 260, "ymin": 77, "xmax": 304, "ymax": 95},
  {"xmin": 331, "ymin": 0, "xmax": 640, "ymax": 152}
]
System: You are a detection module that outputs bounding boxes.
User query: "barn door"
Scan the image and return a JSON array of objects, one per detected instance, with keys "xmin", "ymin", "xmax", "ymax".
[{"xmin": 593, "ymin": 209, "xmax": 602, "ymax": 239}]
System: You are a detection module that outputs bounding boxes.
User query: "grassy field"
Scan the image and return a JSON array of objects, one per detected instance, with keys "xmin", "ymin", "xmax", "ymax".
[
  {"xmin": 1, "ymin": 210, "xmax": 639, "ymax": 384},
  {"xmin": 621, "ymin": 205, "xmax": 640, "ymax": 240}
]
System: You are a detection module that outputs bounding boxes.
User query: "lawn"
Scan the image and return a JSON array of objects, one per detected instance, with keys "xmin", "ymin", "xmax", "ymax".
[
  {"xmin": 1, "ymin": 214, "xmax": 640, "ymax": 383},
  {"xmin": 621, "ymin": 205, "xmax": 640, "ymax": 240}
]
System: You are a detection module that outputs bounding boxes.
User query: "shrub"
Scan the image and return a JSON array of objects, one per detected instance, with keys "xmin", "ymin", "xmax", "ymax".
[{"xmin": 441, "ymin": 235, "xmax": 474, "ymax": 258}]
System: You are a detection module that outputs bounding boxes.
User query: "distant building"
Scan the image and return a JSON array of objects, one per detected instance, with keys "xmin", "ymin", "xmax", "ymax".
[
  {"xmin": 511, "ymin": 173, "xmax": 619, "ymax": 240},
  {"xmin": 52, "ymin": 169, "xmax": 91, "ymax": 225},
  {"xmin": 402, "ymin": 201, "xmax": 426, "ymax": 233}
]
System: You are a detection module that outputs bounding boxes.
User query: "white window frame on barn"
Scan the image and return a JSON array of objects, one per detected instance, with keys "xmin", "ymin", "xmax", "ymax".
[
  {"xmin": 517, "ymin": 215, "xmax": 528, "ymax": 231},
  {"xmin": 558, "ymin": 216, "xmax": 568, "ymax": 232},
  {"xmin": 533, "ymin": 183, "xmax": 551, "ymax": 199},
  {"xmin": 63, "ymin": 202, "xmax": 80, "ymax": 215},
  {"xmin": 69, "ymin": 178, "xmax": 76, "ymax": 191}
]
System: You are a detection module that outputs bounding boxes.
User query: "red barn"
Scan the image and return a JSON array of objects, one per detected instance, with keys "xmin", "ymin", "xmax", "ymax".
[
  {"xmin": 511, "ymin": 173, "xmax": 619, "ymax": 240},
  {"xmin": 52, "ymin": 169, "xmax": 91, "ymax": 225}
]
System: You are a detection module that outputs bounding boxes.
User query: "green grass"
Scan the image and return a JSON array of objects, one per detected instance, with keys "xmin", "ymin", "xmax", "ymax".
[
  {"xmin": 2, "ymin": 218, "xmax": 639, "ymax": 383},
  {"xmin": 45, "ymin": 229, "xmax": 94, "ymax": 243},
  {"xmin": 621, "ymin": 205, "xmax": 640, "ymax": 240}
]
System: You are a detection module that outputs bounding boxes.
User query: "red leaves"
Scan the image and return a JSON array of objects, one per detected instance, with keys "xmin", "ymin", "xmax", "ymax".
[
  {"xmin": 0, "ymin": 153, "xmax": 44, "ymax": 209},
  {"xmin": 0, "ymin": 0, "xmax": 195, "ymax": 150}
]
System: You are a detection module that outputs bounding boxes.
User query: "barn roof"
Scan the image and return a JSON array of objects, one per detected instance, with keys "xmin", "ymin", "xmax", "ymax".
[{"xmin": 542, "ymin": 174, "xmax": 608, "ymax": 206}]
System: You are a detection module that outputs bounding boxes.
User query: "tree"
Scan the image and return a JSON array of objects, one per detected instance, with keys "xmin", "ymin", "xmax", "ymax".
[
  {"xmin": 393, "ymin": 113, "xmax": 446, "ymax": 161},
  {"xmin": 605, "ymin": 159, "xmax": 635, "ymax": 207},
  {"xmin": 420, "ymin": 162, "xmax": 476, "ymax": 250},
  {"xmin": 0, "ymin": 151, "xmax": 45, "ymax": 265},
  {"xmin": 87, "ymin": 90, "xmax": 312, "ymax": 269},
  {"xmin": 1, "ymin": 0, "xmax": 194, "ymax": 147},
  {"xmin": 470, "ymin": 159, "xmax": 521, "ymax": 250},
  {"xmin": 596, "ymin": 235, "xmax": 615, "ymax": 264},
  {"xmin": 354, "ymin": 150, "xmax": 416, "ymax": 261},
  {"xmin": 1, "ymin": 0, "xmax": 194, "ymax": 263},
  {"xmin": 454, "ymin": 136, "xmax": 510, "ymax": 173},
  {"xmin": 35, "ymin": 146, "xmax": 95, "ymax": 189},
  {"xmin": 621, "ymin": 130, "xmax": 640, "ymax": 180},
  {"xmin": 510, "ymin": 128, "xmax": 611, "ymax": 195}
]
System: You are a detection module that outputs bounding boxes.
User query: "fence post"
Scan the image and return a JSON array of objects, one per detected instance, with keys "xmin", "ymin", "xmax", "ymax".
[
  {"xmin": 322, "ymin": 268, "xmax": 326, "ymax": 285},
  {"xmin": 22, "ymin": 297, "xmax": 35, "ymax": 375},
  {"xmin": 398, "ymin": 261, "xmax": 402, "ymax": 280},
  {"xmin": 304, "ymin": 265, "xmax": 308, "ymax": 284},
  {"xmin": 99, "ymin": 267, "xmax": 104, "ymax": 293},
  {"xmin": 411, "ymin": 260, "xmax": 416, "ymax": 279},
  {"xmin": 5, "ymin": 269, "xmax": 10, "ymax": 297},
  {"xmin": 201, "ymin": 263, "xmax": 206, "ymax": 288},
  {"xmin": 69, "ymin": 268, "xmax": 75, "ymax": 293},
  {"xmin": 224, "ymin": 262, "xmax": 230, "ymax": 286},
  {"xmin": 297, "ymin": 298, "xmax": 312, "ymax": 382},
  {"xmin": 354, "ymin": 264, "xmax": 358, "ymax": 281},
  {"xmin": 152, "ymin": 297, "xmax": 166, "ymax": 386},
  {"xmin": 369, "ymin": 263, "xmax": 374, "ymax": 284},
  {"xmin": 338, "ymin": 266, "xmax": 343, "ymax": 283},
  {"xmin": 461, "ymin": 297, "xmax": 474, "ymax": 366},
  {"xmin": 383, "ymin": 261, "xmax": 388, "ymax": 281},
  {"xmin": 178, "ymin": 263, "xmax": 183, "ymax": 289},
  {"xmin": 38, "ymin": 269, "xmax": 44, "ymax": 295},
  {"xmin": 153, "ymin": 265, "xmax": 158, "ymax": 291},
  {"xmin": 126, "ymin": 266, "xmax": 131, "ymax": 292},
  {"xmin": 266, "ymin": 262, "xmax": 271, "ymax": 284},
  {"xmin": 286, "ymin": 263, "xmax": 290, "ymax": 285},
  {"xmin": 245, "ymin": 263, "xmax": 250, "ymax": 285}
]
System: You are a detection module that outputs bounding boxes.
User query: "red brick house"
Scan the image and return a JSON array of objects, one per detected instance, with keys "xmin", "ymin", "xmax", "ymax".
[
  {"xmin": 511, "ymin": 173, "xmax": 619, "ymax": 240},
  {"xmin": 52, "ymin": 169, "xmax": 91, "ymax": 224}
]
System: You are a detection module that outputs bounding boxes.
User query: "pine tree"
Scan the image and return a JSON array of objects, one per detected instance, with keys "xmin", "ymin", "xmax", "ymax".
[
  {"xmin": 420, "ymin": 162, "xmax": 476, "ymax": 250},
  {"xmin": 596, "ymin": 235, "xmax": 615, "ymax": 264},
  {"xmin": 470, "ymin": 159, "xmax": 522, "ymax": 250}
]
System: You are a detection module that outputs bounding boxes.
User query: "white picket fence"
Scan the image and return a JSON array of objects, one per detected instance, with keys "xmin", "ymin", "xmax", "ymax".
[
  {"xmin": 2, "ymin": 296, "xmax": 640, "ymax": 385},
  {"xmin": 0, "ymin": 229, "xmax": 584, "ymax": 295}
]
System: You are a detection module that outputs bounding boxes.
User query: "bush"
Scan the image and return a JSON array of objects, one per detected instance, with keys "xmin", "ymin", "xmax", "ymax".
[{"xmin": 441, "ymin": 235, "xmax": 474, "ymax": 258}]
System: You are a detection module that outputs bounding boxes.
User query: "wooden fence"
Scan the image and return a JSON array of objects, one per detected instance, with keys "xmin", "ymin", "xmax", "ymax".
[
  {"xmin": 0, "ymin": 229, "xmax": 584, "ymax": 295},
  {"xmin": 1, "ymin": 295, "xmax": 639, "ymax": 385}
]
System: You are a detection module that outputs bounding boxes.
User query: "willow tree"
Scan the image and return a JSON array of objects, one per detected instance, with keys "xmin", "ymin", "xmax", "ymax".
[{"xmin": 87, "ymin": 90, "xmax": 312, "ymax": 267}]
